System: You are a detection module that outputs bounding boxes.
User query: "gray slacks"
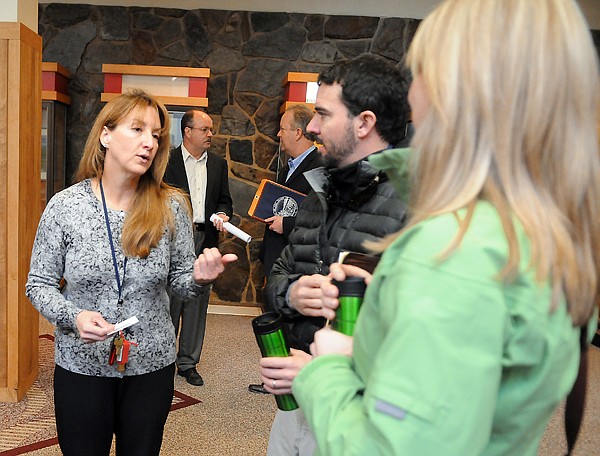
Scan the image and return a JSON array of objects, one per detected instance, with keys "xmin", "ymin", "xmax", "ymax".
[
  {"xmin": 267, "ymin": 408, "xmax": 316, "ymax": 456},
  {"xmin": 169, "ymin": 229, "xmax": 210, "ymax": 372}
]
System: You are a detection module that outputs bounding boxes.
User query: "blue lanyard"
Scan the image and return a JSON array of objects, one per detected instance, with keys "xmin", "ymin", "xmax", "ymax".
[{"xmin": 99, "ymin": 179, "xmax": 127, "ymax": 305}]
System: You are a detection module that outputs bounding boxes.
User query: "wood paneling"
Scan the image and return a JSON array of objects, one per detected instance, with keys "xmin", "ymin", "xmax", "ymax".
[
  {"xmin": 42, "ymin": 62, "xmax": 71, "ymax": 105},
  {"xmin": 100, "ymin": 93, "xmax": 208, "ymax": 107},
  {"xmin": 102, "ymin": 63, "xmax": 210, "ymax": 78},
  {"xmin": 101, "ymin": 64, "xmax": 210, "ymax": 107},
  {"xmin": 281, "ymin": 72, "xmax": 319, "ymax": 84},
  {"xmin": 0, "ymin": 22, "xmax": 41, "ymax": 403},
  {"xmin": 0, "ymin": 36, "xmax": 8, "ymax": 395}
]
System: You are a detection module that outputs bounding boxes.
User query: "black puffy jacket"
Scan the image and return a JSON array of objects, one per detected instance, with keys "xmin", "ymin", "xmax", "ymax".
[{"xmin": 265, "ymin": 157, "xmax": 408, "ymax": 352}]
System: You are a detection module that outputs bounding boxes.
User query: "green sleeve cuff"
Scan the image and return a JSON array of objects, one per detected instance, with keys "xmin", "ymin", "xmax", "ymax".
[{"xmin": 293, "ymin": 354, "xmax": 353, "ymax": 399}]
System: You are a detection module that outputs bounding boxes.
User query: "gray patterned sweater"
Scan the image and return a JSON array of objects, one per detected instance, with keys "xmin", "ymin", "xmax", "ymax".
[{"xmin": 26, "ymin": 179, "xmax": 207, "ymax": 377}]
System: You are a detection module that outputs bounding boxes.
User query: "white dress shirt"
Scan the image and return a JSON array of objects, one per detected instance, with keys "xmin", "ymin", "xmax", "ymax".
[{"xmin": 181, "ymin": 145, "xmax": 207, "ymax": 224}]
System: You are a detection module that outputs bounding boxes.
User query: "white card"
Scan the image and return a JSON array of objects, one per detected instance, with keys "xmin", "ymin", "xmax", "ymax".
[{"xmin": 108, "ymin": 316, "xmax": 139, "ymax": 336}]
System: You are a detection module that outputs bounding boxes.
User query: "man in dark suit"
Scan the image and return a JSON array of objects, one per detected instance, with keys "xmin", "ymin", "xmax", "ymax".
[
  {"xmin": 164, "ymin": 109, "xmax": 233, "ymax": 386},
  {"xmin": 260, "ymin": 104, "xmax": 324, "ymax": 277},
  {"xmin": 249, "ymin": 104, "xmax": 323, "ymax": 394}
]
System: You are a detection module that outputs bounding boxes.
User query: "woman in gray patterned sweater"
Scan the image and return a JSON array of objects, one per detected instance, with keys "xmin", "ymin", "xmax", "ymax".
[{"xmin": 26, "ymin": 90, "xmax": 237, "ymax": 456}]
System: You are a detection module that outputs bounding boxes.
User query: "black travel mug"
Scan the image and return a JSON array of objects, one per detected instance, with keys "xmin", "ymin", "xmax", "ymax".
[
  {"xmin": 331, "ymin": 276, "xmax": 367, "ymax": 336},
  {"xmin": 252, "ymin": 312, "xmax": 298, "ymax": 411}
]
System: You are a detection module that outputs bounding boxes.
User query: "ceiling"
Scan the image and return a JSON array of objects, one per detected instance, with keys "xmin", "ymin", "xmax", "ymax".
[{"xmin": 46, "ymin": 0, "xmax": 440, "ymax": 20}]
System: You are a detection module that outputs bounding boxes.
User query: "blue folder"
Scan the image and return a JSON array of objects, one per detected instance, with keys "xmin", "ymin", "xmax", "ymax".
[{"xmin": 248, "ymin": 179, "xmax": 307, "ymax": 222}]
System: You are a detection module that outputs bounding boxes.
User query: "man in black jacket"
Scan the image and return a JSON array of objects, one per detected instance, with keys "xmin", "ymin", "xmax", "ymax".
[
  {"xmin": 259, "ymin": 54, "xmax": 411, "ymax": 455},
  {"xmin": 250, "ymin": 105, "xmax": 324, "ymax": 395},
  {"xmin": 164, "ymin": 109, "xmax": 232, "ymax": 386}
]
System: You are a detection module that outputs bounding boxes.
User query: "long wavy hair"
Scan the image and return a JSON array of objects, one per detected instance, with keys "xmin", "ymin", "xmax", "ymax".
[
  {"xmin": 396, "ymin": 0, "xmax": 599, "ymax": 325},
  {"xmin": 76, "ymin": 89, "xmax": 188, "ymax": 258}
]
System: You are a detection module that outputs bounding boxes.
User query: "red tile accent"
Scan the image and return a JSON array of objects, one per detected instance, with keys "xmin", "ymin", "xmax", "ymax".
[
  {"xmin": 104, "ymin": 73, "xmax": 123, "ymax": 94},
  {"xmin": 55, "ymin": 73, "xmax": 69, "ymax": 95},
  {"xmin": 189, "ymin": 77, "xmax": 208, "ymax": 98},
  {"xmin": 285, "ymin": 82, "xmax": 308, "ymax": 102},
  {"xmin": 41, "ymin": 72, "xmax": 55, "ymax": 91}
]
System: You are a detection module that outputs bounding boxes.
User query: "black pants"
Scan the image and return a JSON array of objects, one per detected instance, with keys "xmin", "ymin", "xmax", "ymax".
[{"xmin": 54, "ymin": 363, "xmax": 175, "ymax": 456}]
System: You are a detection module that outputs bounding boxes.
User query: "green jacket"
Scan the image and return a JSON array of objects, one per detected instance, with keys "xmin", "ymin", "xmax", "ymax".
[{"xmin": 293, "ymin": 149, "xmax": 580, "ymax": 456}]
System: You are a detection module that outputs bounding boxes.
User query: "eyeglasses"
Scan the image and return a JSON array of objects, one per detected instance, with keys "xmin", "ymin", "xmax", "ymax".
[{"xmin": 188, "ymin": 126, "xmax": 216, "ymax": 135}]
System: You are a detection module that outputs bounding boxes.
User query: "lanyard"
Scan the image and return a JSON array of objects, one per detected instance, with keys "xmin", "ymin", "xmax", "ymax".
[{"xmin": 99, "ymin": 179, "xmax": 127, "ymax": 305}]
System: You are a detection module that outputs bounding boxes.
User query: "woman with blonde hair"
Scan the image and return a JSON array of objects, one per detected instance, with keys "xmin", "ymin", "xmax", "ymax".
[
  {"xmin": 285, "ymin": 0, "xmax": 600, "ymax": 454},
  {"xmin": 27, "ymin": 89, "xmax": 236, "ymax": 456}
]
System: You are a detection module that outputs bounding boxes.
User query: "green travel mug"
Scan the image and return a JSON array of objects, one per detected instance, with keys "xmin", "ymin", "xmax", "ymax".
[
  {"xmin": 252, "ymin": 312, "xmax": 298, "ymax": 411},
  {"xmin": 331, "ymin": 277, "xmax": 367, "ymax": 336}
]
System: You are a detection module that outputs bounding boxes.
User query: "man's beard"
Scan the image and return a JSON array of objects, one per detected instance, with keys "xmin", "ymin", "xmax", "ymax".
[{"xmin": 321, "ymin": 123, "xmax": 357, "ymax": 169}]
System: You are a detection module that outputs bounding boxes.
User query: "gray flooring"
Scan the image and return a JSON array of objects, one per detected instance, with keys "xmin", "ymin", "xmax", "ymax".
[{"xmin": 28, "ymin": 314, "xmax": 599, "ymax": 455}]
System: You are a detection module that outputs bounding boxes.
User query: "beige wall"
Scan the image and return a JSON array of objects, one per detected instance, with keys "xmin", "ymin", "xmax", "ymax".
[
  {"xmin": 43, "ymin": 0, "xmax": 600, "ymax": 29},
  {"xmin": 0, "ymin": 0, "xmax": 37, "ymax": 33},
  {"xmin": 579, "ymin": 0, "xmax": 600, "ymax": 29}
]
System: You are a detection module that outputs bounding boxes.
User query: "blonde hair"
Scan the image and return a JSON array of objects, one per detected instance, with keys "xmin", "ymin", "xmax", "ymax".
[
  {"xmin": 76, "ymin": 89, "xmax": 188, "ymax": 258},
  {"xmin": 400, "ymin": 0, "xmax": 600, "ymax": 324}
]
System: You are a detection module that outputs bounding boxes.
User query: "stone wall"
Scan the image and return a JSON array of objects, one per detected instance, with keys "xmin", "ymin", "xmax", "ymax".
[
  {"xmin": 38, "ymin": 3, "xmax": 418, "ymax": 308},
  {"xmin": 38, "ymin": 4, "xmax": 600, "ymax": 308}
]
